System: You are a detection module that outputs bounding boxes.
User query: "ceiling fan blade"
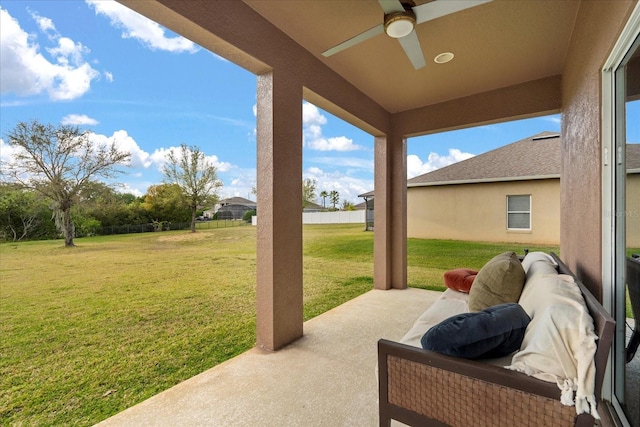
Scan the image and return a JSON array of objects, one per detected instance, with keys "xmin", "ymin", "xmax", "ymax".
[
  {"xmin": 322, "ymin": 24, "xmax": 385, "ymax": 57},
  {"xmin": 414, "ymin": 0, "xmax": 492, "ymax": 25},
  {"xmin": 398, "ymin": 31, "xmax": 426, "ymax": 69},
  {"xmin": 378, "ymin": 0, "xmax": 406, "ymax": 14}
]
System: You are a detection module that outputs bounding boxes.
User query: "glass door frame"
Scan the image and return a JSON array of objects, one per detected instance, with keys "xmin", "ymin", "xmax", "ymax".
[{"xmin": 601, "ymin": 3, "xmax": 640, "ymax": 425}]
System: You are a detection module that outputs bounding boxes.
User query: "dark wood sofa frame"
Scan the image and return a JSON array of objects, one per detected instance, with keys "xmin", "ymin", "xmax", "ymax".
[{"xmin": 378, "ymin": 254, "xmax": 615, "ymax": 427}]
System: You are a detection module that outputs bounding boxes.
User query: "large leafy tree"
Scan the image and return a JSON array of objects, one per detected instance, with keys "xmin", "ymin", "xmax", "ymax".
[
  {"xmin": 2, "ymin": 120, "xmax": 130, "ymax": 247},
  {"xmin": 76, "ymin": 182, "xmax": 148, "ymax": 228},
  {"xmin": 142, "ymin": 183, "xmax": 190, "ymax": 224},
  {"xmin": 163, "ymin": 144, "xmax": 221, "ymax": 232},
  {"xmin": 0, "ymin": 184, "xmax": 53, "ymax": 241}
]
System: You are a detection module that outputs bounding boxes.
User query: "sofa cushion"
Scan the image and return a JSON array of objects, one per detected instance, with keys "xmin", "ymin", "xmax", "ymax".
[
  {"xmin": 519, "ymin": 273, "xmax": 559, "ymax": 318},
  {"xmin": 521, "ymin": 252, "xmax": 559, "ymax": 283},
  {"xmin": 400, "ymin": 288, "xmax": 469, "ymax": 348},
  {"xmin": 468, "ymin": 251, "xmax": 526, "ymax": 312},
  {"xmin": 525, "ymin": 259, "xmax": 559, "ymax": 281},
  {"xmin": 521, "ymin": 251, "xmax": 558, "ymax": 274},
  {"xmin": 443, "ymin": 268, "xmax": 478, "ymax": 293},
  {"xmin": 421, "ymin": 303, "xmax": 531, "ymax": 359},
  {"xmin": 507, "ymin": 274, "xmax": 599, "ymax": 416},
  {"xmin": 519, "ymin": 254, "xmax": 560, "ymax": 317}
]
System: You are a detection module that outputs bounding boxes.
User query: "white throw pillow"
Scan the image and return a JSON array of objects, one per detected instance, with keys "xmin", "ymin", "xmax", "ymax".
[
  {"xmin": 519, "ymin": 273, "xmax": 559, "ymax": 317},
  {"xmin": 521, "ymin": 251, "xmax": 558, "ymax": 274},
  {"xmin": 508, "ymin": 274, "xmax": 600, "ymax": 418}
]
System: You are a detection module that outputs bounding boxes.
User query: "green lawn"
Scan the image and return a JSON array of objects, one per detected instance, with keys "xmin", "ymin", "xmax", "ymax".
[
  {"xmin": 407, "ymin": 238, "xmax": 559, "ymax": 290},
  {"xmin": 0, "ymin": 224, "xmax": 569, "ymax": 426}
]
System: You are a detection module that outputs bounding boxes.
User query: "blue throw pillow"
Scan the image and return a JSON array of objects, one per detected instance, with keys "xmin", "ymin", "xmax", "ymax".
[{"xmin": 420, "ymin": 303, "xmax": 531, "ymax": 359}]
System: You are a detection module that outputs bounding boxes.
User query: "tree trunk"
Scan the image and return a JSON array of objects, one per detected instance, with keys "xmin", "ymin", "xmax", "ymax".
[
  {"xmin": 62, "ymin": 207, "xmax": 75, "ymax": 247},
  {"xmin": 190, "ymin": 206, "xmax": 197, "ymax": 233}
]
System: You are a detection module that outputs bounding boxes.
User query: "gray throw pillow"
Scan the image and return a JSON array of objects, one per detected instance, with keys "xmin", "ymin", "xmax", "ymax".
[{"xmin": 468, "ymin": 251, "xmax": 526, "ymax": 312}]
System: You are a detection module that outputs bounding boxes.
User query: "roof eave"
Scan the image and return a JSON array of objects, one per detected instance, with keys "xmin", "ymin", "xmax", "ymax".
[{"xmin": 407, "ymin": 174, "xmax": 561, "ymax": 188}]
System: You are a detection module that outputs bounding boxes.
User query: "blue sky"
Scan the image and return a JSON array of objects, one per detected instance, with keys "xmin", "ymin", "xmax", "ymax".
[{"xmin": 1, "ymin": 1, "xmax": 636, "ymax": 204}]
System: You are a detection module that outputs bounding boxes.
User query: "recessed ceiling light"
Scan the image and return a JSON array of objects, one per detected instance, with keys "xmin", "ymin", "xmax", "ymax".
[{"xmin": 434, "ymin": 52, "xmax": 454, "ymax": 64}]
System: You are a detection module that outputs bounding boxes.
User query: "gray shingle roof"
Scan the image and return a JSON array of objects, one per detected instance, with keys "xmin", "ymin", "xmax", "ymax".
[
  {"xmin": 361, "ymin": 137, "xmax": 638, "ymax": 195},
  {"xmin": 358, "ymin": 190, "xmax": 374, "ymax": 198},
  {"xmin": 219, "ymin": 196, "xmax": 256, "ymax": 207},
  {"xmin": 407, "ymin": 132, "xmax": 561, "ymax": 187}
]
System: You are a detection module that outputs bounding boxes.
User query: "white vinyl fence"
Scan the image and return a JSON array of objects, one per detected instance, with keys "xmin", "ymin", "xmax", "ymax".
[
  {"xmin": 251, "ymin": 210, "xmax": 365, "ymax": 226},
  {"xmin": 303, "ymin": 210, "xmax": 365, "ymax": 224}
]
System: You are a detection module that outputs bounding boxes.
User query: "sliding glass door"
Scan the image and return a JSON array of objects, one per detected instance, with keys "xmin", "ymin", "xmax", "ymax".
[{"xmin": 611, "ymin": 29, "xmax": 640, "ymax": 427}]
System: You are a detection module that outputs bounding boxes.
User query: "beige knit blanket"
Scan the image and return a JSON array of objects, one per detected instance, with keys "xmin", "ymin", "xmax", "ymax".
[{"xmin": 507, "ymin": 274, "xmax": 600, "ymax": 418}]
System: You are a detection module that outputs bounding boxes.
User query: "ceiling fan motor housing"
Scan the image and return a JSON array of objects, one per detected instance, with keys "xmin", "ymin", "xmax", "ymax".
[{"xmin": 384, "ymin": 9, "xmax": 416, "ymax": 38}]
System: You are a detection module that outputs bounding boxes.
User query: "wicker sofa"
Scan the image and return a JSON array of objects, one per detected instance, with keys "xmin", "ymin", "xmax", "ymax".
[{"xmin": 378, "ymin": 253, "xmax": 615, "ymax": 427}]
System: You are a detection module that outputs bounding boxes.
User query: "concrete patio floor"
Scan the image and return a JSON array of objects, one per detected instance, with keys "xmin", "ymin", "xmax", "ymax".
[{"xmin": 95, "ymin": 288, "xmax": 442, "ymax": 427}]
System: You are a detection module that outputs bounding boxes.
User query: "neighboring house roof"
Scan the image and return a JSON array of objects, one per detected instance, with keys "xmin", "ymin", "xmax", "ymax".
[
  {"xmin": 408, "ymin": 132, "xmax": 561, "ymax": 187},
  {"xmin": 362, "ymin": 140, "xmax": 640, "ymax": 193},
  {"xmin": 219, "ymin": 197, "xmax": 256, "ymax": 207},
  {"xmin": 304, "ymin": 201, "xmax": 324, "ymax": 211},
  {"xmin": 353, "ymin": 201, "xmax": 367, "ymax": 210},
  {"xmin": 360, "ymin": 140, "xmax": 640, "ymax": 197}
]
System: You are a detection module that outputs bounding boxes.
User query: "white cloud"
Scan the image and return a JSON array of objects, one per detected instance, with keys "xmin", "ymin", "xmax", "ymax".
[
  {"xmin": 0, "ymin": 6, "xmax": 99, "ymax": 100},
  {"xmin": 302, "ymin": 102, "xmax": 362, "ymax": 152},
  {"xmin": 30, "ymin": 11, "xmax": 55, "ymax": 33},
  {"xmin": 0, "ymin": 138, "xmax": 21, "ymax": 165},
  {"xmin": 307, "ymin": 135, "xmax": 361, "ymax": 151},
  {"xmin": 217, "ymin": 168, "xmax": 257, "ymax": 201},
  {"xmin": 205, "ymin": 154, "xmax": 232, "ymax": 173},
  {"xmin": 251, "ymin": 102, "xmax": 362, "ymax": 152},
  {"xmin": 304, "ymin": 166, "xmax": 372, "ymax": 204},
  {"xmin": 114, "ymin": 182, "xmax": 144, "ymax": 197},
  {"xmin": 87, "ymin": 130, "xmax": 150, "ymax": 168},
  {"xmin": 303, "ymin": 102, "xmax": 327, "ymax": 127},
  {"xmin": 1, "ymin": 131, "xmax": 135, "ymax": 182},
  {"xmin": 61, "ymin": 114, "xmax": 99, "ymax": 126},
  {"xmin": 407, "ymin": 148, "xmax": 474, "ymax": 179},
  {"xmin": 47, "ymin": 37, "xmax": 88, "ymax": 65},
  {"xmin": 2, "ymin": 129, "xmax": 240, "ymax": 198},
  {"xmin": 104, "ymin": 71, "xmax": 114, "ymax": 82},
  {"xmin": 216, "ymin": 162, "xmax": 370, "ymax": 204},
  {"xmin": 149, "ymin": 147, "xmax": 171, "ymax": 171},
  {"xmin": 151, "ymin": 145, "xmax": 234, "ymax": 175},
  {"xmin": 0, "ymin": 138, "xmax": 32, "ymax": 182},
  {"xmin": 86, "ymin": 0, "xmax": 198, "ymax": 53}
]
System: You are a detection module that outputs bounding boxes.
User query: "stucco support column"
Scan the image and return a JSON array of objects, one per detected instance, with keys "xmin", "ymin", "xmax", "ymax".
[
  {"xmin": 373, "ymin": 133, "xmax": 407, "ymax": 290},
  {"xmin": 256, "ymin": 71, "xmax": 303, "ymax": 351}
]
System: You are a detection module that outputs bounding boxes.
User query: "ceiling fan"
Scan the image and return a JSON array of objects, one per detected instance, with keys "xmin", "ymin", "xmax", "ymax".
[{"xmin": 322, "ymin": 0, "xmax": 492, "ymax": 70}]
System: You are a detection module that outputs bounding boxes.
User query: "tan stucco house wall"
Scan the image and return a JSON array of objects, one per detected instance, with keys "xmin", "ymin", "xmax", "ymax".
[
  {"xmin": 407, "ymin": 179, "xmax": 560, "ymax": 245},
  {"xmin": 407, "ymin": 173, "xmax": 639, "ymax": 247}
]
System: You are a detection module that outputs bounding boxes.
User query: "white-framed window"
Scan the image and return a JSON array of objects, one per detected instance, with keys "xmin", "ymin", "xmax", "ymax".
[{"xmin": 507, "ymin": 195, "xmax": 531, "ymax": 230}]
